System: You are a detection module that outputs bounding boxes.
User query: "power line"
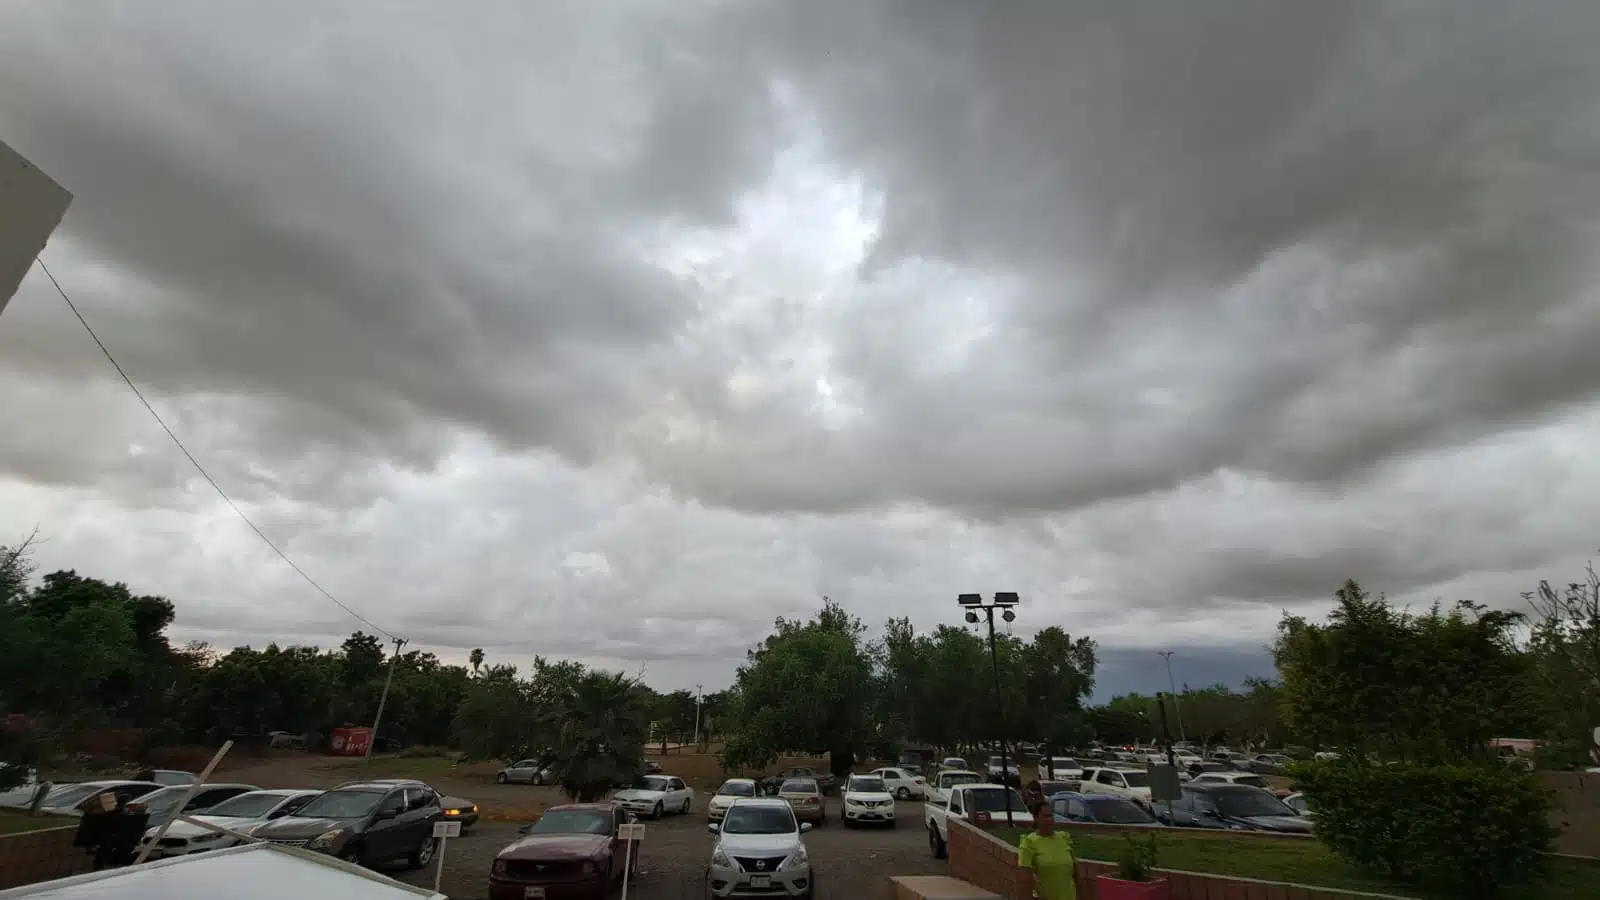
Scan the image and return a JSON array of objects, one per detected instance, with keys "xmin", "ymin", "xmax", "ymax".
[{"xmin": 34, "ymin": 258, "xmax": 400, "ymax": 643}]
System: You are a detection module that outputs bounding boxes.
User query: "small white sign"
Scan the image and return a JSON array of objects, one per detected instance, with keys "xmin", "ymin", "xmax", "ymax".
[
  {"xmin": 618, "ymin": 822, "xmax": 645, "ymax": 840},
  {"xmin": 433, "ymin": 821, "xmax": 462, "ymax": 838}
]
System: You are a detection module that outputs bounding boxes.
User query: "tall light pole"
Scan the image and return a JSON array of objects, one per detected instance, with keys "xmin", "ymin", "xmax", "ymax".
[
  {"xmin": 1158, "ymin": 651, "xmax": 1186, "ymax": 743},
  {"xmin": 693, "ymin": 684, "xmax": 703, "ymax": 750},
  {"xmin": 959, "ymin": 592, "xmax": 1020, "ymax": 826}
]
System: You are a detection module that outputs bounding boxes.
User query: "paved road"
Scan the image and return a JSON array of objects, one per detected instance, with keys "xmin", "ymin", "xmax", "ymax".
[{"xmin": 389, "ymin": 798, "xmax": 947, "ymax": 900}]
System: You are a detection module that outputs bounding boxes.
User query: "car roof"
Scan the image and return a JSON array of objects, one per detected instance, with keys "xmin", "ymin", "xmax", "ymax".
[
  {"xmin": 720, "ymin": 777, "xmax": 756, "ymax": 785},
  {"xmin": 1184, "ymin": 782, "xmax": 1268, "ymax": 794},
  {"xmin": 328, "ymin": 782, "xmax": 404, "ymax": 792},
  {"xmin": 936, "ymin": 769, "xmax": 980, "ymax": 777},
  {"xmin": 728, "ymin": 797, "xmax": 790, "ymax": 809},
  {"xmin": 544, "ymin": 802, "xmax": 616, "ymax": 813}
]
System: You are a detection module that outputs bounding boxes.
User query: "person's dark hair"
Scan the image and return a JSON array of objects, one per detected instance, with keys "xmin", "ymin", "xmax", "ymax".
[
  {"xmin": 1030, "ymin": 798, "xmax": 1051, "ymax": 818},
  {"xmin": 1025, "ymin": 779, "xmax": 1041, "ymax": 792}
]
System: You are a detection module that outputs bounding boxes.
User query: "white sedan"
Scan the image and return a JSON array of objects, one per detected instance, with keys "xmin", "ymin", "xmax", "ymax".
[
  {"xmin": 613, "ymin": 774, "xmax": 694, "ymax": 818},
  {"xmin": 139, "ymin": 789, "xmax": 322, "ymax": 859},
  {"xmin": 870, "ymin": 767, "xmax": 927, "ymax": 800},
  {"xmin": 707, "ymin": 778, "xmax": 759, "ymax": 822}
]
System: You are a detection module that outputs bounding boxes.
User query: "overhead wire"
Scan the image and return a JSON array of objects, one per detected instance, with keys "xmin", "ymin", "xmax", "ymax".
[{"xmin": 33, "ymin": 257, "xmax": 402, "ymax": 643}]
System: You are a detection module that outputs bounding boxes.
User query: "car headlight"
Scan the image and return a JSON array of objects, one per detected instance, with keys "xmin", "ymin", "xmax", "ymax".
[
  {"xmin": 492, "ymin": 859, "xmax": 507, "ymax": 876},
  {"xmin": 778, "ymin": 845, "xmax": 809, "ymax": 871},
  {"xmin": 308, "ymin": 829, "xmax": 345, "ymax": 851},
  {"xmin": 711, "ymin": 847, "xmax": 734, "ymax": 868}
]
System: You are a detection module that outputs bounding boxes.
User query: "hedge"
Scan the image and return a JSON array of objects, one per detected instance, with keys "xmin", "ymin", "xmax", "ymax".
[{"xmin": 1290, "ymin": 758, "xmax": 1555, "ymax": 898}]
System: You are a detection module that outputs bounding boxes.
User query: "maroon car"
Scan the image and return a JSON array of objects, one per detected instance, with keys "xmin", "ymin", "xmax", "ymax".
[{"xmin": 489, "ymin": 803, "xmax": 639, "ymax": 900}]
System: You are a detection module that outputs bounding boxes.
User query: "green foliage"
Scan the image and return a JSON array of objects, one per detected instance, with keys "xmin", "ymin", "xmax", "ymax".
[
  {"xmin": 1523, "ymin": 565, "xmax": 1600, "ymax": 766},
  {"xmin": 549, "ymin": 669, "xmax": 649, "ymax": 802},
  {"xmin": 1116, "ymin": 833, "xmax": 1160, "ymax": 882},
  {"xmin": 1292, "ymin": 758, "xmax": 1556, "ymax": 898},
  {"xmin": 1275, "ymin": 580, "xmax": 1534, "ymax": 763},
  {"xmin": 1086, "ymin": 679, "xmax": 1285, "ymax": 748}
]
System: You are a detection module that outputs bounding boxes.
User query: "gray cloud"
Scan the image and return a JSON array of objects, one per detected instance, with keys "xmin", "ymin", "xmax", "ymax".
[{"xmin": 3, "ymin": 1, "xmax": 1600, "ymax": 692}]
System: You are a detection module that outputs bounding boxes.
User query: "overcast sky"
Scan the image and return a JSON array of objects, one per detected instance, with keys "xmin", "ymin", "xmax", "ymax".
[{"xmin": 3, "ymin": 1, "xmax": 1599, "ymax": 700}]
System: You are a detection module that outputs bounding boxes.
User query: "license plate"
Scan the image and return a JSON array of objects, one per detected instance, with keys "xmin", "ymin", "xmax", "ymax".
[
  {"xmin": 750, "ymin": 875, "xmax": 770, "ymax": 888},
  {"xmin": 524, "ymin": 888, "xmax": 545, "ymax": 899}
]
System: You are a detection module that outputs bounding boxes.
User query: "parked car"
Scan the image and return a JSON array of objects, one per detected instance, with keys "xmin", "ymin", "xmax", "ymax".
[
  {"xmin": 925, "ymin": 783, "xmax": 1031, "ymax": 858},
  {"xmin": 33, "ymin": 780, "xmax": 163, "ymax": 815},
  {"xmin": 495, "ymin": 759, "xmax": 551, "ymax": 785},
  {"xmin": 869, "ymin": 766, "xmax": 928, "ymax": 800},
  {"xmin": 707, "ymin": 798, "xmax": 813, "ymax": 899},
  {"xmin": 1036, "ymin": 757, "xmax": 1084, "ymax": 782},
  {"xmin": 135, "ymin": 769, "xmax": 198, "ymax": 787},
  {"xmin": 489, "ymin": 803, "xmax": 638, "ymax": 900},
  {"xmin": 775, "ymin": 778, "xmax": 827, "ymax": 827},
  {"xmin": 1047, "ymin": 791, "xmax": 1161, "ymax": 827},
  {"xmin": 338, "ymin": 778, "xmax": 478, "ymax": 830},
  {"xmin": 253, "ymin": 780, "xmax": 441, "ymax": 868},
  {"xmin": 644, "ymin": 759, "xmax": 663, "ymax": 775},
  {"xmin": 761, "ymin": 766, "xmax": 836, "ymax": 797},
  {"xmin": 1246, "ymin": 754, "xmax": 1294, "ymax": 775},
  {"xmin": 708, "ymin": 778, "xmax": 758, "ymax": 823},
  {"xmin": 132, "ymin": 783, "xmax": 262, "ymax": 828},
  {"xmin": 1282, "ymin": 792, "xmax": 1312, "ymax": 816},
  {"xmin": 1186, "ymin": 771, "xmax": 1276, "ymax": 791},
  {"xmin": 614, "ymin": 774, "xmax": 694, "ymax": 819},
  {"xmin": 1156, "ymin": 783, "xmax": 1312, "ymax": 833},
  {"xmin": 940, "ymin": 756, "xmax": 967, "ymax": 770},
  {"xmin": 139, "ymin": 789, "xmax": 323, "ymax": 859},
  {"xmin": 841, "ymin": 773, "xmax": 895, "ymax": 828},
  {"xmin": 1078, "ymin": 767, "xmax": 1154, "ymax": 808},
  {"xmin": 984, "ymin": 755, "xmax": 1021, "ymax": 787},
  {"xmin": 926, "ymin": 769, "xmax": 983, "ymax": 805},
  {"xmin": 1034, "ymin": 780, "xmax": 1079, "ymax": 799}
]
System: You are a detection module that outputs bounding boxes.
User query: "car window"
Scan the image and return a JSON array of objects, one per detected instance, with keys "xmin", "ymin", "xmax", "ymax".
[
  {"xmin": 1067, "ymin": 797, "xmax": 1088, "ymax": 819},
  {"xmin": 379, "ymin": 791, "xmax": 406, "ymax": 815},
  {"xmin": 717, "ymin": 781, "xmax": 757, "ymax": 797},
  {"xmin": 405, "ymin": 788, "xmax": 431, "ymax": 811},
  {"xmin": 1194, "ymin": 775, "xmax": 1220, "ymax": 783},
  {"xmin": 531, "ymin": 809, "xmax": 613, "ymax": 835},
  {"xmin": 1051, "ymin": 799, "xmax": 1070, "ymax": 819},
  {"xmin": 639, "ymin": 776, "xmax": 672, "ymax": 792},
  {"xmin": 1094, "ymin": 770, "xmax": 1116, "ymax": 785},
  {"xmin": 949, "ymin": 792, "xmax": 962, "ymax": 814},
  {"xmin": 780, "ymin": 779, "xmax": 817, "ymax": 793},
  {"xmin": 669, "ymin": 779, "xmax": 685, "ymax": 790},
  {"xmin": 515, "ymin": 760, "xmax": 535, "ymax": 768}
]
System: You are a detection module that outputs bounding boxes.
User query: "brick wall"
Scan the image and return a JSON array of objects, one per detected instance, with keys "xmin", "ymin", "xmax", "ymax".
[
  {"xmin": 945, "ymin": 816, "xmax": 1416, "ymax": 900},
  {"xmin": 0, "ymin": 823, "xmax": 93, "ymax": 890}
]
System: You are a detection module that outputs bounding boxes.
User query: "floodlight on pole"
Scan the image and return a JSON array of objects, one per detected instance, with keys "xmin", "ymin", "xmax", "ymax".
[{"xmin": 956, "ymin": 592, "xmax": 1022, "ymax": 827}]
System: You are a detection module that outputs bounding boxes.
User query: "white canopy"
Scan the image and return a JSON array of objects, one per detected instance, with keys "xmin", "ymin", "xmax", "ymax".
[{"xmin": 0, "ymin": 843, "xmax": 445, "ymax": 900}]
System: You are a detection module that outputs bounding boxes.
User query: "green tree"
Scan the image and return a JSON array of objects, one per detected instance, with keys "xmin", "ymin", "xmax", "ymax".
[
  {"xmin": 1524, "ymin": 565, "xmax": 1600, "ymax": 767},
  {"xmin": 548, "ymin": 670, "xmax": 649, "ymax": 802}
]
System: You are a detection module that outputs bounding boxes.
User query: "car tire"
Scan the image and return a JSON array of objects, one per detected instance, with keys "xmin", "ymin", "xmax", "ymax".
[
  {"xmin": 653, "ymin": 801, "xmax": 664, "ymax": 819},
  {"xmin": 681, "ymin": 798, "xmax": 692, "ymax": 814},
  {"xmin": 496, "ymin": 773, "xmax": 508, "ymax": 784},
  {"xmin": 895, "ymin": 787, "xmax": 911, "ymax": 800},
  {"xmin": 406, "ymin": 836, "xmax": 437, "ymax": 870},
  {"xmin": 928, "ymin": 825, "xmax": 946, "ymax": 859}
]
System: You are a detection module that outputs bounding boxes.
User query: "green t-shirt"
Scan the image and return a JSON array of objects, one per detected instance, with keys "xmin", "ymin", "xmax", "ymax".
[{"xmin": 1017, "ymin": 830, "xmax": 1077, "ymax": 900}]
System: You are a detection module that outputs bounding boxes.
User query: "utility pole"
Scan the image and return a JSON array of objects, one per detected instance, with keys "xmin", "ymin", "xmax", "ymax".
[
  {"xmin": 693, "ymin": 685, "xmax": 704, "ymax": 750},
  {"xmin": 959, "ymin": 593, "xmax": 1020, "ymax": 826},
  {"xmin": 1158, "ymin": 651, "xmax": 1186, "ymax": 743},
  {"xmin": 363, "ymin": 636, "xmax": 407, "ymax": 769}
]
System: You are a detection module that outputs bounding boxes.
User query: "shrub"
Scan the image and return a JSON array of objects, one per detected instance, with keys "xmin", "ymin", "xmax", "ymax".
[
  {"xmin": 1116, "ymin": 833, "xmax": 1159, "ymax": 882},
  {"xmin": 1291, "ymin": 758, "xmax": 1555, "ymax": 898}
]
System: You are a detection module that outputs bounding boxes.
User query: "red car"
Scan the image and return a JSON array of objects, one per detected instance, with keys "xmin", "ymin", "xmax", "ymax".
[{"xmin": 489, "ymin": 803, "xmax": 639, "ymax": 900}]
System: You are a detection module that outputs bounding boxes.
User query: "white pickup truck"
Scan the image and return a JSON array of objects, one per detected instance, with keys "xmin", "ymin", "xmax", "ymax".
[
  {"xmin": 925, "ymin": 783, "xmax": 1031, "ymax": 858},
  {"xmin": 926, "ymin": 769, "xmax": 984, "ymax": 805}
]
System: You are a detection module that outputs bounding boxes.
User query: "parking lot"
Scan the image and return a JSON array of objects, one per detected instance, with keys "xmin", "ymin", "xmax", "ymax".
[{"xmin": 226, "ymin": 756, "xmax": 947, "ymax": 900}]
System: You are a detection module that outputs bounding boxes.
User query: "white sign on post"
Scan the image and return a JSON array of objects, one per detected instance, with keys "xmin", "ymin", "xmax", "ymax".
[
  {"xmin": 618, "ymin": 822, "xmax": 645, "ymax": 900},
  {"xmin": 433, "ymin": 821, "xmax": 462, "ymax": 839},
  {"xmin": 432, "ymin": 820, "xmax": 462, "ymax": 893}
]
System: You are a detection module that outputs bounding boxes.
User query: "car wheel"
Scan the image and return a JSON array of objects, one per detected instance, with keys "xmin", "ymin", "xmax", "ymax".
[
  {"xmin": 496, "ymin": 772, "xmax": 508, "ymax": 784},
  {"xmin": 928, "ymin": 825, "xmax": 946, "ymax": 859},
  {"xmin": 653, "ymin": 801, "xmax": 664, "ymax": 819},
  {"xmin": 407, "ymin": 836, "xmax": 437, "ymax": 870},
  {"xmin": 681, "ymin": 798, "xmax": 692, "ymax": 814},
  {"xmin": 339, "ymin": 845, "xmax": 364, "ymax": 867},
  {"xmin": 895, "ymin": 786, "xmax": 911, "ymax": 800}
]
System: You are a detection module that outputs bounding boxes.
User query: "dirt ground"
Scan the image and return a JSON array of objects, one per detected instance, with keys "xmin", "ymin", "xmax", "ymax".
[{"xmin": 223, "ymin": 751, "xmax": 945, "ymax": 899}]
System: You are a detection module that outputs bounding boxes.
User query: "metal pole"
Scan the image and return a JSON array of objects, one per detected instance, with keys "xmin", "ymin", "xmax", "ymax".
[
  {"xmin": 985, "ymin": 606, "xmax": 1014, "ymax": 827},
  {"xmin": 364, "ymin": 637, "xmax": 407, "ymax": 768},
  {"xmin": 434, "ymin": 833, "xmax": 447, "ymax": 893},
  {"xmin": 693, "ymin": 685, "xmax": 703, "ymax": 750},
  {"xmin": 1156, "ymin": 693, "xmax": 1176, "ymax": 823},
  {"xmin": 133, "ymin": 740, "xmax": 233, "ymax": 865},
  {"xmin": 1159, "ymin": 652, "xmax": 1186, "ymax": 742}
]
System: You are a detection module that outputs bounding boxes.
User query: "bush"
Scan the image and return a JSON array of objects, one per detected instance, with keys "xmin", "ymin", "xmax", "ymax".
[
  {"xmin": 1291, "ymin": 759, "xmax": 1555, "ymax": 898},
  {"xmin": 400, "ymin": 744, "xmax": 450, "ymax": 759}
]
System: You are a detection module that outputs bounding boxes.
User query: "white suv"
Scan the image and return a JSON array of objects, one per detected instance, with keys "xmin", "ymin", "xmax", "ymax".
[
  {"xmin": 1079, "ymin": 766, "xmax": 1154, "ymax": 807},
  {"xmin": 842, "ymin": 774, "xmax": 896, "ymax": 828},
  {"xmin": 707, "ymin": 798, "xmax": 813, "ymax": 898}
]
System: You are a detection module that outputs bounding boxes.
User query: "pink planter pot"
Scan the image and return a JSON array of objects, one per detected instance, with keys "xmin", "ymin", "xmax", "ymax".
[{"xmin": 1094, "ymin": 875, "xmax": 1170, "ymax": 900}]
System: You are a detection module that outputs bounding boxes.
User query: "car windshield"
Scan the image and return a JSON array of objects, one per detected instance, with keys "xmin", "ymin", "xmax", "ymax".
[
  {"xmin": 966, "ymin": 788, "xmax": 1028, "ymax": 813},
  {"xmin": 780, "ymin": 780, "xmax": 817, "ymax": 794},
  {"xmin": 295, "ymin": 789, "xmax": 384, "ymax": 819},
  {"xmin": 941, "ymin": 773, "xmax": 981, "ymax": 788},
  {"xmin": 1086, "ymin": 797, "xmax": 1155, "ymax": 824},
  {"xmin": 530, "ymin": 809, "xmax": 612, "ymax": 835},
  {"xmin": 204, "ymin": 792, "xmax": 294, "ymax": 819},
  {"xmin": 637, "ymin": 776, "xmax": 671, "ymax": 792},
  {"xmin": 718, "ymin": 781, "xmax": 757, "ymax": 797},
  {"xmin": 1120, "ymin": 771, "xmax": 1150, "ymax": 788},
  {"xmin": 1215, "ymin": 789, "xmax": 1296, "ymax": 818},
  {"xmin": 849, "ymin": 777, "xmax": 886, "ymax": 793},
  {"xmin": 722, "ymin": 805, "xmax": 796, "ymax": 835}
]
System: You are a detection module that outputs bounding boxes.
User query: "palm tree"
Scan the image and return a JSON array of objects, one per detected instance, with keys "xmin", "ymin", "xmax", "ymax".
[
  {"xmin": 468, "ymin": 648, "xmax": 484, "ymax": 676},
  {"xmin": 549, "ymin": 670, "xmax": 649, "ymax": 803}
]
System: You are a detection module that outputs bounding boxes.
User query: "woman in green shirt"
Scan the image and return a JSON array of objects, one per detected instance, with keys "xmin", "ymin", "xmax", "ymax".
[{"xmin": 1017, "ymin": 798, "xmax": 1077, "ymax": 900}]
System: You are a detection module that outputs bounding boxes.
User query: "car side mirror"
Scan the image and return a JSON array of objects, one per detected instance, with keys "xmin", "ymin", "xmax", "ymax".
[
  {"xmin": 375, "ymin": 808, "xmax": 398, "ymax": 821},
  {"xmin": 800, "ymin": 822, "xmax": 813, "ymax": 833},
  {"xmin": 706, "ymin": 823, "xmax": 720, "ymax": 834}
]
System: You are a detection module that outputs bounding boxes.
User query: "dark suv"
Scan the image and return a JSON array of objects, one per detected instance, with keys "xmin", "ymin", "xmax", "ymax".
[{"xmin": 252, "ymin": 779, "xmax": 442, "ymax": 868}]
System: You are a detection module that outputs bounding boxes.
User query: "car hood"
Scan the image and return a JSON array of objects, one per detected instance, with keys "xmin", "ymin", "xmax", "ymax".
[
  {"xmin": 717, "ymin": 832, "xmax": 801, "ymax": 856},
  {"xmin": 1232, "ymin": 814, "xmax": 1313, "ymax": 833},
  {"xmin": 709, "ymin": 795, "xmax": 746, "ymax": 807},
  {"xmin": 253, "ymin": 816, "xmax": 360, "ymax": 839},
  {"xmin": 499, "ymin": 833, "xmax": 611, "ymax": 860},
  {"xmin": 844, "ymin": 792, "xmax": 893, "ymax": 804},
  {"xmin": 147, "ymin": 815, "xmax": 261, "ymax": 839},
  {"xmin": 613, "ymin": 789, "xmax": 665, "ymax": 801},
  {"xmin": 440, "ymin": 796, "xmax": 475, "ymax": 810}
]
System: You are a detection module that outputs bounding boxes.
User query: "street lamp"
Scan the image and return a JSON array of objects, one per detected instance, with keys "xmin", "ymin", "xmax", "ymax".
[
  {"xmin": 958, "ymin": 592, "xmax": 1019, "ymax": 826},
  {"xmin": 1158, "ymin": 651, "xmax": 1186, "ymax": 743}
]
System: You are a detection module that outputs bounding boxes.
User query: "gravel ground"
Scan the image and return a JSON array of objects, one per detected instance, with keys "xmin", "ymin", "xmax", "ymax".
[
  {"xmin": 389, "ymin": 798, "xmax": 948, "ymax": 900},
  {"xmin": 227, "ymin": 756, "xmax": 949, "ymax": 900}
]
